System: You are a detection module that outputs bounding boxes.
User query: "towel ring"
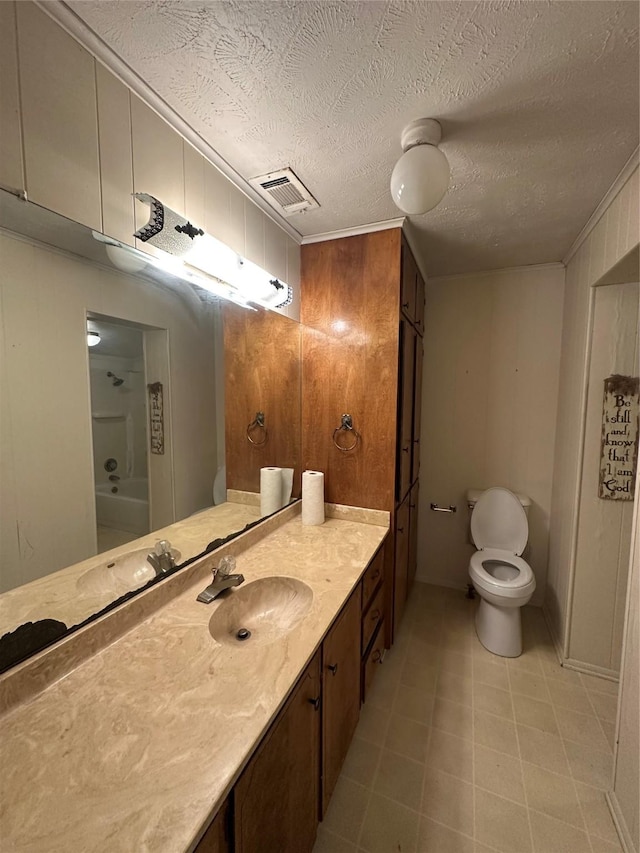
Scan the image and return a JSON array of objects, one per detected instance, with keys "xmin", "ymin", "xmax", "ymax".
[
  {"xmin": 247, "ymin": 411, "xmax": 267, "ymax": 446},
  {"xmin": 332, "ymin": 414, "xmax": 360, "ymax": 452}
]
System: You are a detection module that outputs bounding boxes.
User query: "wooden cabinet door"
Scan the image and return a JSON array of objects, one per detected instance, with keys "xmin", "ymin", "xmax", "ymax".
[
  {"xmin": 234, "ymin": 652, "xmax": 321, "ymax": 853},
  {"xmin": 415, "ymin": 270, "xmax": 426, "ymax": 335},
  {"xmin": 194, "ymin": 798, "xmax": 232, "ymax": 853},
  {"xmin": 322, "ymin": 590, "xmax": 361, "ymax": 815},
  {"xmin": 401, "ymin": 240, "xmax": 417, "ymax": 322},
  {"xmin": 411, "ymin": 334, "xmax": 424, "ymax": 485},
  {"xmin": 408, "ymin": 480, "xmax": 420, "ymax": 588},
  {"xmin": 397, "ymin": 320, "xmax": 416, "ymax": 501},
  {"xmin": 393, "ymin": 494, "xmax": 410, "ymax": 633}
]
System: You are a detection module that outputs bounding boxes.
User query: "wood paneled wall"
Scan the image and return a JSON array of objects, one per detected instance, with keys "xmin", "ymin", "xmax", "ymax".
[
  {"xmin": 301, "ymin": 231, "xmax": 401, "ymax": 511},
  {"xmin": 224, "ymin": 305, "xmax": 301, "ymax": 496}
]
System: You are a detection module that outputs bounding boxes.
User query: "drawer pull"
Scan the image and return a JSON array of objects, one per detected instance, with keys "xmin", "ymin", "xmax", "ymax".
[
  {"xmin": 397, "ymin": 526, "xmax": 404, "ymax": 533},
  {"xmin": 372, "ymin": 649, "xmax": 382, "ymax": 663},
  {"xmin": 308, "ymin": 696, "xmax": 321, "ymax": 711},
  {"xmin": 370, "ymin": 609, "xmax": 380, "ymax": 621},
  {"xmin": 371, "ymin": 569, "xmax": 380, "ymax": 580},
  {"xmin": 402, "ymin": 446, "xmax": 410, "ymax": 454},
  {"xmin": 327, "ymin": 663, "xmax": 338, "ymax": 675}
]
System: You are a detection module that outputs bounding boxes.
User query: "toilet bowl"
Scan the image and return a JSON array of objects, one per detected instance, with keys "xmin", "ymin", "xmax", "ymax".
[{"xmin": 468, "ymin": 487, "xmax": 536, "ymax": 657}]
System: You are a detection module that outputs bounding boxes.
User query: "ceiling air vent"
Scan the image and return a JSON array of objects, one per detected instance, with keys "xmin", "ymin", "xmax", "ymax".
[{"xmin": 249, "ymin": 168, "xmax": 319, "ymax": 216}]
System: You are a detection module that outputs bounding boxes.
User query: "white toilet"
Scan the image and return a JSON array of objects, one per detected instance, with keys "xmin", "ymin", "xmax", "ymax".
[{"xmin": 467, "ymin": 487, "xmax": 536, "ymax": 657}]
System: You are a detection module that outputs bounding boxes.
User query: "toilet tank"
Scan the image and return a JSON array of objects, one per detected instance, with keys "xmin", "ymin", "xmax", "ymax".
[{"xmin": 466, "ymin": 488, "xmax": 531, "ymax": 545}]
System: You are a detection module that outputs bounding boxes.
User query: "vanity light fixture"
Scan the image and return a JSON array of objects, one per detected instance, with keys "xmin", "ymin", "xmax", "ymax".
[
  {"xmin": 133, "ymin": 194, "xmax": 293, "ymax": 310},
  {"xmin": 87, "ymin": 329, "xmax": 101, "ymax": 347},
  {"xmin": 390, "ymin": 118, "xmax": 450, "ymax": 215},
  {"xmin": 92, "ymin": 231, "xmax": 257, "ymax": 310}
]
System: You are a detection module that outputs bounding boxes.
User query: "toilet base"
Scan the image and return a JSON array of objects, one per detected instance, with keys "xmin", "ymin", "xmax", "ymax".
[{"xmin": 475, "ymin": 597, "xmax": 523, "ymax": 657}]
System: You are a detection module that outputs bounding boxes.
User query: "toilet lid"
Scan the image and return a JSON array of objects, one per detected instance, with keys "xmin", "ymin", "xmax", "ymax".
[{"xmin": 470, "ymin": 487, "xmax": 528, "ymax": 555}]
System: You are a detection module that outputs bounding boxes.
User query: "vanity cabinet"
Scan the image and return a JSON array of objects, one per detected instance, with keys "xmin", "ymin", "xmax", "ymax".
[
  {"xmin": 195, "ymin": 798, "xmax": 232, "ymax": 853},
  {"xmin": 361, "ymin": 545, "xmax": 385, "ymax": 701},
  {"xmin": 234, "ymin": 652, "xmax": 321, "ymax": 853},
  {"xmin": 321, "ymin": 588, "xmax": 361, "ymax": 815}
]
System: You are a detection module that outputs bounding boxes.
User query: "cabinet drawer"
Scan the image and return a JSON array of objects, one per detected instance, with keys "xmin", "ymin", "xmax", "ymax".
[
  {"xmin": 362, "ymin": 584, "xmax": 383, "ymax": 653},
  {"xmin": 362, "ymin": 621, "xmax": 385, "ymax": 701},
  {"xmin": 362, "ymin": 548, "xmax": 384, "ymax": 611}
]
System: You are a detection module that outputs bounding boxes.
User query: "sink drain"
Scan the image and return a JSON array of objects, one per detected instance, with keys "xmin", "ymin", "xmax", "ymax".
[{"xmin": 236, "ymin": 627, "xmax": 251, "ymax": 641}]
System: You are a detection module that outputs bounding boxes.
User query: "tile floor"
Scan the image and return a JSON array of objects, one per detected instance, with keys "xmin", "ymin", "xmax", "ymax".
[{"xmin": 313, "ymin": 582, "xmax": 622, "ymax": 853}]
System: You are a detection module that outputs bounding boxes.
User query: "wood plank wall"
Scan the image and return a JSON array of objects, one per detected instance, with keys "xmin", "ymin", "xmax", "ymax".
[
  {"xmin": 301, "ymin": 230, "xmax": 401, "ymax": 511},
  {"xmin": 224, "ymin": 305, "xmax": 301, "ymax": 496}
]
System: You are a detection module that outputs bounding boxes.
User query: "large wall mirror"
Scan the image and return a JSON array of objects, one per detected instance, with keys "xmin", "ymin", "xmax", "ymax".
[{"xmin": 0, "ymin": 189, "xmax": 301, "ymax": 671}]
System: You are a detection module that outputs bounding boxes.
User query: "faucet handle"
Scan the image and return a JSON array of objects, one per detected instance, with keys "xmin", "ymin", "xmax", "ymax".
[
  {"xmin": 217, "ymin": 555, "xmax": 236, "ymax": 578},
  {"xmin": 155, "ymin": 539, "xmax": 172, "ymax": 556}
]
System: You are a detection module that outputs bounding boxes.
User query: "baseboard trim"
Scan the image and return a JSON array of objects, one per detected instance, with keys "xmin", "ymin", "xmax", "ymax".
[
  {"xmin": 562, "ymin": 657, "xmax": 620, "ymax": 682},
  {"xmin": 606, "ymin": 790, "xmax": 637, "ymax": 853},
  {"xmin": 542, "ymin": 604, "xmax": 564, "ymax": 665}
]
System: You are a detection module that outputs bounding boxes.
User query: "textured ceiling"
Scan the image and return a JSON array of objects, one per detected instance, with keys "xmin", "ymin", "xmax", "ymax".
[{"xmin": 67, "ymin": 0, "xmax": 639, "ymax": 276}]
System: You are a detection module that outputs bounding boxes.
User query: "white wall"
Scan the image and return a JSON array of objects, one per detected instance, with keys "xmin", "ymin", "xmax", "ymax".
[
  {"xmin": 546, "ymin": 164, "xmax": 640, "ymax": 654},
  {"xmin": 610, "ymin": 469, "xmax": 639, "ymax": 853},
  {"xmin": 569, "ymin": 282, "xmax": 638, "ymax": 675},
  {"xmin": 0, "ymin": 232, "xmax": 219, "ymax": 593},
  {"xmin": 416, "ymin": 264, "xmax": 565, "ymax": 604}
]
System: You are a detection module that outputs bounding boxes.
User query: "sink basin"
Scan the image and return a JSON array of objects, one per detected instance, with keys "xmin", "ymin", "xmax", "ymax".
[
  {"xmin": 208, "ymin": 576, "xmax": 313, "ymax": 647},
  {"xmin": 77, "ymin": 547, "xmax": 181, "ymax": 597}
]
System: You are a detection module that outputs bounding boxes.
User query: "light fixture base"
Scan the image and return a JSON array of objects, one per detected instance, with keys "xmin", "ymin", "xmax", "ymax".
[{"xmin": 400, "ymin": 118, "xmax": 442, "ymax": 152}]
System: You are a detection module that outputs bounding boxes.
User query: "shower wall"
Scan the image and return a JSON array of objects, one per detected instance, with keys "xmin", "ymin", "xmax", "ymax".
[{"xmin": 89, "ymin": 352, "xmax": 147, "ymax": 485}]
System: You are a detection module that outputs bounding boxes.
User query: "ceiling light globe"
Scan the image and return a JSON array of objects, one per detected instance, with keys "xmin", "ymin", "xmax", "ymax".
[{"xmin": 390, "ymin": 144, "xmax": 450, "ymax": 215}]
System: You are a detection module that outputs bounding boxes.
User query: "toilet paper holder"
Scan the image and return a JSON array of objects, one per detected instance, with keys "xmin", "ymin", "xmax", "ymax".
[
  {"xmin": 333, "ymin": 414, "xmax": 360, "ymax": 452},
  {"xmin": 247, "ymin": 411, "xmax": 268, "ymax": 446},
  {"xmin": 430, "ymin": 503, "xmax": 457, "ymax": 513}
]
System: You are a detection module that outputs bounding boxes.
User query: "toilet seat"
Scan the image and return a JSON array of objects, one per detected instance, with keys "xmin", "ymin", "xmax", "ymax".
[
  {"xmin": 470, "ymin": 487, "xmax": 528, "ymax": 554},
  {"xmin": 470, "ymin": 549, "xmax": 534, "ymax": 598}
]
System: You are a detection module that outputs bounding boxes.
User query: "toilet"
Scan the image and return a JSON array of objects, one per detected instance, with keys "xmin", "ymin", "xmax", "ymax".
[{"xmin": 467, "ymin": 487, "xmax": 536, "ymax": 657}]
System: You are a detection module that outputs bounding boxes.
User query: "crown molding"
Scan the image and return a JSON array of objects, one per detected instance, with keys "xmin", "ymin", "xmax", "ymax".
[
  {"xmin": 428, "ymin": 261, "xmax": 566, "ymax": 284},
  {"xmin": 563, "ymin": 145, "xmax": 639, "ymax": 266},
  {"xmin": 301, "ymin": 217, "xmax": 405, "ymax": 245},
  {"xmin": 38, "ymin": 1, "xmax": 303, "ymax": 244}
]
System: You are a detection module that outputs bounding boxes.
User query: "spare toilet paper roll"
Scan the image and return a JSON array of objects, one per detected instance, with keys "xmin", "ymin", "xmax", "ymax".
[
  {"xmin": 260, "ymin": 467, "xmax": 283, "ymax": 517},
  {"xmin": 302, "ymin": 470, "xmax": 325, "ymax": 526},
  {"xmin": 281, "ymin": 468, "xmax": 294, "ymax": 508}
]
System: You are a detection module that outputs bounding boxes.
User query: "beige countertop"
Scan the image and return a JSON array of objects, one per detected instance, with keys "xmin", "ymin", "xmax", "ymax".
[
  {"xmin": 0, "ymin": 507, "xmax": 388, "ymax": 853},
  {"xmin": 0, "ymin": 499, "xmax": 262, "ymax": 637}
]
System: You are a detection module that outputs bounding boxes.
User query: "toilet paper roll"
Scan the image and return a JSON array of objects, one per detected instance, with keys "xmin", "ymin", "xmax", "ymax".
[
  {"xmin": 302, "ymin": 470, "xmax": 325, "ymax": 526},
  {"xmin": 260, "ymin": 467, "xmax": 283, "ymax": 517},
  {"xmin": 281, "ymin": 468, "xmax": 294, "ymax": 508}
]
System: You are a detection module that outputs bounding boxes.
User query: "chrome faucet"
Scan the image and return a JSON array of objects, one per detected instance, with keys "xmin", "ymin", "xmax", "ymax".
[
  {"xmin": 147, "ymin": 540, "xmax": 176, "ymax": 576},
  {"xmin": 197, "ymin": 555, "xmax": 245, "ymax": 604}
]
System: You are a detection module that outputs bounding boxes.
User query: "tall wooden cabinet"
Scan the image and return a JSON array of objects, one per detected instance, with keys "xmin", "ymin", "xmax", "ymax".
[{"xmin": 301, "ymin": 230, "xmax": 425, "ymax": 643}]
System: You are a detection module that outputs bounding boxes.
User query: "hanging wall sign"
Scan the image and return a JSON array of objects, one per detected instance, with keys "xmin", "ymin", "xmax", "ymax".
[
  {"xmin": 599, "ymin": 374, "xmax": 639, "ymax": 501},
  {"xmin": 148, "ymin": 382, "xmax": 165, "ymax": 455}
]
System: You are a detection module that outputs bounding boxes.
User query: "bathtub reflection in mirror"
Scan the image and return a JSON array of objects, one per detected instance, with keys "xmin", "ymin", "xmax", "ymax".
[{"xmin": 0, "ymin": 190, "xmax": 301, "ymax": 667}]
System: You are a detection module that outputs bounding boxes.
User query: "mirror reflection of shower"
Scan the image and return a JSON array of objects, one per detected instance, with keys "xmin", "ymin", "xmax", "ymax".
[
  {"xmin": 87, "ymin": 316, "xmax": 150, "ymax": 554},
  {"xmin": 107, "ymin": 371, "xmax": 125, "ymax": 387}
]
